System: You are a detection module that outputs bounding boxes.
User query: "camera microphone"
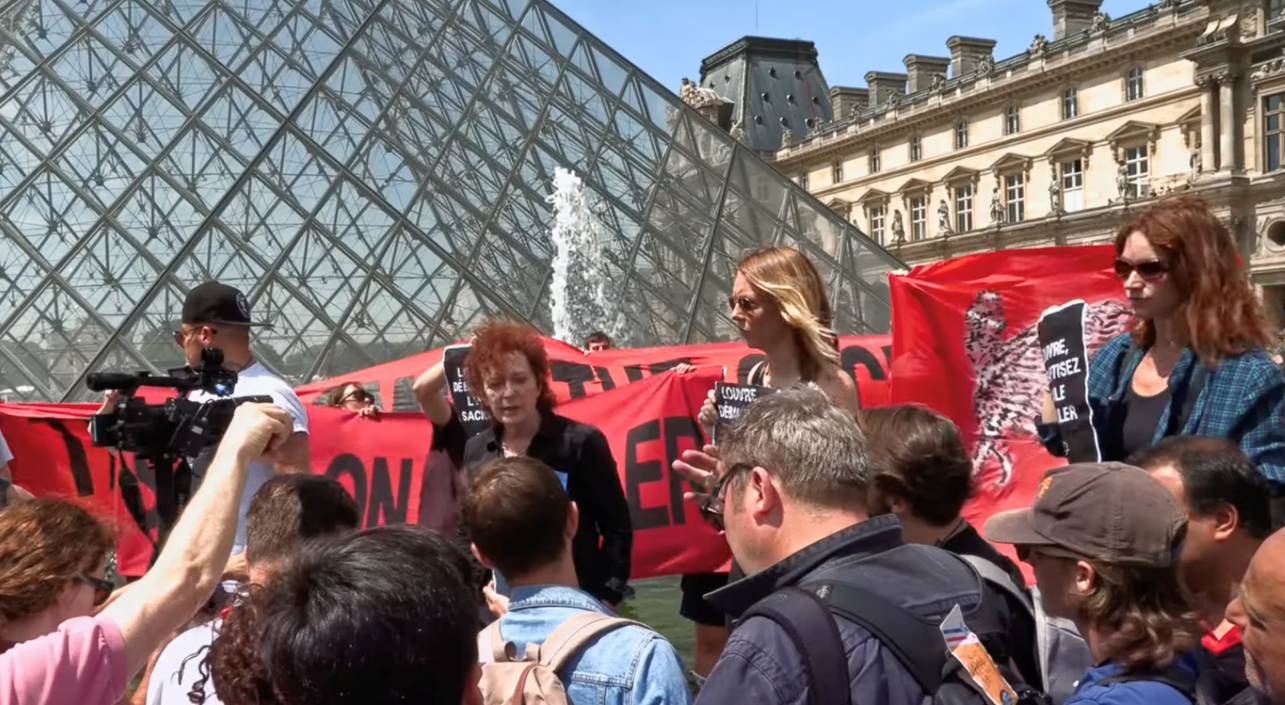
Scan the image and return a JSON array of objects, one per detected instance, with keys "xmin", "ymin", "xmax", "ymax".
[{"xmin": 86, "ymin": 372, "xmax": 145, "ymax": 392}]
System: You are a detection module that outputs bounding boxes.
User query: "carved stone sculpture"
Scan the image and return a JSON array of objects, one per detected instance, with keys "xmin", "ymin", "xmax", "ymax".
[
  {"xmin": 938, "ymin": 199, "xmax": 952, "ymax": 234},
  {"xmin": 729, "ymin": 119, "xmax": 747, "ymax": 143},
  {"xmin": 1090, "ymin": 11, "xmax": 1110, "ymax": 35},
  {"xmin": 892, "ymin": 210, "xmax": 906, "ymax": 243},
  {"xmin": 990, "ymin": 187, "xmax": 1004, "ymax": 224},
  {"xmin": 679, "ymin": 77, "xmax": 724, "ymax": 110},
  {"xmin": 1190, "ymin": 146, "xmax": 1202, "ymax": 179},
  {"xmin": 930, "ymin": 73, "xmax": 946, "ymax": 92},
  {"xmin": 1116, "ymin": 161, "xmax": 1131, "ymax": 201},
  {"xmin": 1049, "ymin": 177, "xmax": 1063, "ymax": 215},
  {"xmin": 780, "ymin": 129, "xmax": 793, "ymax": 149},
  {"xmin": 1029, "ymin": 34, "xmax": 1048, "ymax": 57},
  {"xmin": 1158, "ymin": 0, "xmax": 1177, "ymax": 9},
  {"xmin": 976, "ymin": 55, "xmax": 994, "ymax": 76}
]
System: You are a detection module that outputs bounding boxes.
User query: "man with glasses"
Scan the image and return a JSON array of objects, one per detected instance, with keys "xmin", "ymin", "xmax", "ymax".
[
  {"xmin": 692, "ymin": 387, "xmax": 1017, "ymax": 705},
  {"xmin": 97, "ymin": 281, "xmax": 310, "ymax": 559}
]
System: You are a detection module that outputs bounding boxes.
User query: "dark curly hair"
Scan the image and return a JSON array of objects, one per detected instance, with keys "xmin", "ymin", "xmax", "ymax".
[{"xmin": 464, "ymin": 320, "xmax": 556, "ymax": 417}]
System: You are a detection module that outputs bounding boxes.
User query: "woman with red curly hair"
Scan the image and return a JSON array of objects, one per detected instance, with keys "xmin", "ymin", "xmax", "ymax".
[
  {"xmin": 457, "ymin": 320, "xmax": 632, "ymax": 611},
  {"xmin": 1039, "ymin": 197, "xmax": 1285, "ymax": 492}
]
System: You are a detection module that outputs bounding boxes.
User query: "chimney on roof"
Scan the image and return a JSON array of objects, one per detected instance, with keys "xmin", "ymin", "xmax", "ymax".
[
  {"xmin": 903, "ymin": 55, "xmax": 950, "ymax": 93},
  {"xmin": 830, "ymin": 86, "xmax": 869, "ymax": 116},
  {"xmin": 864, "ymin": 71, "xmax": 908, "ymax": 104},
  {"xmin": 1048, "ymin": 0, "xmax": 1104, "ymax": 40},
  {"xmin": 946, "ymin": 36, "xmax": 997, "ymax": 77}
]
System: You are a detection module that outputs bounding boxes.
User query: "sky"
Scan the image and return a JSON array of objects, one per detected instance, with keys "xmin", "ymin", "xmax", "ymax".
[{"xmin": 548, "ymin": 0, "xmax": 1158, "ymax": 92}]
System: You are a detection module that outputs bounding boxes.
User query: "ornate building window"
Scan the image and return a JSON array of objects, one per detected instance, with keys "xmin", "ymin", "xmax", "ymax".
[
  {"xmin": 798, "ymin": 171, "xmax": 809, "ymax": 190},
  {"xmin": 1005, "ymin": 173, "xmax": 1025, "ymax": 223},
  {"xmin": 868, "ymin": 202, "xmax": 889, "ymax": 245},
  {"xmin": 1266, "ymin": 94, "xmax": 1285, "ymax": 172},
  {"xmin": 1269, "ymin": 0, "xmax": 1285, "ymax": 33},
  {"xmin": 910, "ymin": 196, "xmax": 927, "ymax": 240},
  {"xmin": 833, "ymin": 160, "xmax": 844, "ymax": 183},
  {"xmin": 868, "ymin": 205, "xmax": 886, "ymax": 245},
  {"xmin": 1125, "ymin": 67, "xmax": 1145, "ymax": 102},
  {"xmin": 1061, "ymin": 159, "xmax": 1084, "ymax": 212},
  {"xmin": 1005, "ymin": 105, "xmax": 1021, "ymax": 136},
  {"xmin": 910, "ymin": 135, "xmax": 922, "ymax": 162},
  {"xmin": 954, "ymin": 184, "xmax": 974, "ymax": 232},
  {"xmin": 1062, "ymin": 87, "xmax": 1079, "ymax": 120},
  {"xmin": 955, "ymin": 120, "xmax": 969, "ymax": 149},
  {"xmin": 869, "ymin": 148, "xmax": 881, "ymax": 174},
  {"xmin": 1124, "ymin": 146, "xmax": 1150, "ymax": 198}
]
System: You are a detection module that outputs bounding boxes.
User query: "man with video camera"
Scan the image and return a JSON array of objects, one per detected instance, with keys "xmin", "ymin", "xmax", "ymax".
[{"xmin": 96, "ymin": 282, "xmax": 310, "ymax": 563}]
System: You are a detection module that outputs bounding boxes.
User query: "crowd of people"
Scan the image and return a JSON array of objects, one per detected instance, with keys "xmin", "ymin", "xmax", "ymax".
[{"xmin": 2, "ymin": 195, "xmax": 1285, "ymax": 705}]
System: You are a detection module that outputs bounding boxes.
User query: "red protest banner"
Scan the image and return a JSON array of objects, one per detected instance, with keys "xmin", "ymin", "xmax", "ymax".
[
  {"xmin": 295, "ymin": 335, "xmax": 893, "ymax": 410},
  {"xmin": 1, "ymin": 368, "xmax": 728, "ymax": 578},
  {"xmin": 888, "ymin": 245, "xmax": 1133, "ymax": 556}
]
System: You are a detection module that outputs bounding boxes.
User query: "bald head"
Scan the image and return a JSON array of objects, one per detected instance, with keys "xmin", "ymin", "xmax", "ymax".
[{"xmin": 1228, "ymin": 529, "xmax": 1285, "ymax": 704}]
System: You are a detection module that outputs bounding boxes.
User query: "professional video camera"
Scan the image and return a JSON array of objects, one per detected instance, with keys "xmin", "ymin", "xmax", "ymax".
[{"xmin": 87, "ymin": 347, "xmax": 270, "ymax": 557}]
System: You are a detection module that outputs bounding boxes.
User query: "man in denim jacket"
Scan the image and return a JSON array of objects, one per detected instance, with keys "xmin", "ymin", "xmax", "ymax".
[{"xmin": 463, "ymin": 456, "xmax": 691, "ymax": 705}]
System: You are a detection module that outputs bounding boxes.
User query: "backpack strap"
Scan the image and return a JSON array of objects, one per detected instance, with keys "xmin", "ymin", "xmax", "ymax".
[
  {"xmin": 477, "ymin": 620, "xmax": 511, "ymax": 664},
  {"xmin": 958, "ymin": 555, "xmax": 1034, "ymax": 615},
  {"xmin": 1097, "ymin": 663, "xmax": 1198, "ymax": 704},
  {"xmin": 534, "ymin": 611, "xmax": 645, "ymax": 672},
  {"xmin": 740, "ymin": 586, "xmax": 849, "ymax": 705},
  {"xmin": 809, "ymin": 580, "xmax": 950, "ymax": 694}
]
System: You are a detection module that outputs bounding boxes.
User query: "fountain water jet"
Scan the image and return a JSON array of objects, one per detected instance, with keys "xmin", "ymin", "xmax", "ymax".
[{"xmin": 547, "ymin": 167, "xmax": 618, "ymax": 346}]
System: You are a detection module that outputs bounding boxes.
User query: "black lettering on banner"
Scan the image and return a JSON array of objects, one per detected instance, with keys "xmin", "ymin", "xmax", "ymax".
[
  {"xmin": 713, "ymin": 382, "xmax": 775, "ymax": 444},
  {"xmin": 622, "ymin": 358, "xmax": 690, "ymax": 384},
  {"xmin": 33, "ymin": 419, "xmax": 95, "ymax": 498},
  {"xmin": 662, "ymin": 416, "xmax": 702, "ymax": 526},
  {"xmin": 1036, "ymin": 300, "xmax": 1100, "ymax": 463},
  {"xmin": 623, "ymin": 420, "xmax": 669, "ymax": 530},
  {"xmin": 367, "ymin": 457, "xmax": 413, "ymax": 526},
  {"xmin": 593, "ymin": 367, "xmax": 616, "ymax": 391},
  {"xmin": 442, "ymin": 344, "xmax": 491, "ymax": 438},
  {"xmin": 881, "ymin": 345, "xmax": 893, "ymax": 367},
  {"xmin": 840, "ymin": 345, "xmax": 888, "ymax": 381},
  {"xmin": 550, "ymin": 360, "xmax": 595, "ymax": 399},
  {"xmin": 326, "ymin": 453, "xmax": 369, "ymax": 525}
]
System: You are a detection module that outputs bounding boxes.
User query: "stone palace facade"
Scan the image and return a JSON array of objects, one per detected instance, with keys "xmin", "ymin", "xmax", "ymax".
[{"xmin": 688, "ymin": 0, "xmax": 1285, "ymax": 313}]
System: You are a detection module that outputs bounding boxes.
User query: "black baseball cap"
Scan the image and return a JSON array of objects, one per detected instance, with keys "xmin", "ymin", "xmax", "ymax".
[
  {"xmin": 983, "ymin": 462, "xmax": 1186, "ymax": 568},
  {"xmin": 181, "ymin": 281, "xmax": 269, "ymax": 327}
]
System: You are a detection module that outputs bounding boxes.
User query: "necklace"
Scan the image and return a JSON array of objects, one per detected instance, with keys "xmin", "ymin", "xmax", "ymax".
[{"xmin": 501, "ymin": 438, "xmax": 530, "ymax": 457}]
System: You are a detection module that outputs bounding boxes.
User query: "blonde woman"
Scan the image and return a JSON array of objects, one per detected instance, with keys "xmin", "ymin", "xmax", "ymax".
[{"xmin": 678, "ymin": 246, "xmax": 858, "ymax": 687}]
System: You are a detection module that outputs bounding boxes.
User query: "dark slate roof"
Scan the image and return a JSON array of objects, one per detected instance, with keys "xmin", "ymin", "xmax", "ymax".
[{"xmin": 699, "ymin": 36, "xmax": 834, "ymax": 153}]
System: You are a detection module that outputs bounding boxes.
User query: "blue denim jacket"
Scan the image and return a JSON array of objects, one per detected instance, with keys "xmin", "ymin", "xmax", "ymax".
[{"xmin": 493, "ymin": 585, "xmax": 692, "ymax": 705}]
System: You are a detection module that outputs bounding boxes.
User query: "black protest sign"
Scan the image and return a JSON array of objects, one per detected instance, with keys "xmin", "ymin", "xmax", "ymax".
[
  {"xmin": 1037, "ymin": 300, "xmax": 1100, "ymax": 463},
  {"xmin": 442, "ymin": 344, "xmax": 491, "ymax": 438},
  {"xmin": 713, "ymin": 381, "xmax": 775, "ymax": 444}
]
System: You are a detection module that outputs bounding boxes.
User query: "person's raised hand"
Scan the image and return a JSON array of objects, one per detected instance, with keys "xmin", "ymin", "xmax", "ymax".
[
  {"xmin": 672, "ymin": 444, "xmax": 722, "ymax": 504},
  {"xmin": 222, "ymin": 404, "xmax": 292, "ymax": 462},
  {"xmin": 357, "ymin": 406, "xmax": 381, "ymax": 420},
  {"xmin": 672, "ymin": 362, "xmax": 696, "ymax": 374},
  {"xmin": 96, "ymin": 390, "xmax": 121, "ymax": 415},
  {"xmin": 482, "ymin": 579, "xmax": 509, "ymax": 618},
  {"xmin": 697, "ymin": 390, "xmax": 717, "ymax": 436}
]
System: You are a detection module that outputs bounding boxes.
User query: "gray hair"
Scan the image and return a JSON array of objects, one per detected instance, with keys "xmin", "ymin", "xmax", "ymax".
[{"xmin": 719, "ymin": 386, "xmax": 870, "ymax": 509}]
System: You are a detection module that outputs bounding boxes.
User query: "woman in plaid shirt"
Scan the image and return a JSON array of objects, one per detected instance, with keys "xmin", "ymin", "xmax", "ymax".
[{"xmin": 1039, "ymin": 197, "xmax": 1285, "ymax": 525}]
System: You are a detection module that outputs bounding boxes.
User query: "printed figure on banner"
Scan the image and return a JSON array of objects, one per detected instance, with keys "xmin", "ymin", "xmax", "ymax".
[
  {"xmin": 712, "ymin": 381, "xmax": 775, "ymax": 444},
  {"xmin": 1036, "ymin": 300, "xmax": 1102, "ymax": 463},
  {"xmin": 442, "ymin": 344, "xmax": 491, "ymax": 438}
]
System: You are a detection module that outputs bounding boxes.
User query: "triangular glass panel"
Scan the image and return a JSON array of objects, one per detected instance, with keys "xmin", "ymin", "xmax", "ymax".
[{"xmin": 0, "ymin": 0, "xmax": 904, "ymax": 400}]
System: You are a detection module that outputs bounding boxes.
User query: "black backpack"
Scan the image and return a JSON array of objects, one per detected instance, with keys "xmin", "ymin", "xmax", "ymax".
[{"xmin": 740, "ymin": 579, "xmax": 1049, "ymax": 705}]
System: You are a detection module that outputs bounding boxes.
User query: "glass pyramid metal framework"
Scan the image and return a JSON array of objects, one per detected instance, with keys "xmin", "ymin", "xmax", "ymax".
[{"xmin": 0, "ymin": 0, "xmax": 902, "ymax": 402}]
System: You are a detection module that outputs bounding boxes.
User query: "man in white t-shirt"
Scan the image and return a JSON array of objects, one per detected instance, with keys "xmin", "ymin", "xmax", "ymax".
[
  {"xmin": 99, "ymin": 281, "xmax": 310, "ymax": 555},
  {"xmin": 144, "ymin": 474, "xmax": 360, "ymax": 705},
  {"xmin": 178, "ymin": 281, "xmax": 310, "ymax": 556}
]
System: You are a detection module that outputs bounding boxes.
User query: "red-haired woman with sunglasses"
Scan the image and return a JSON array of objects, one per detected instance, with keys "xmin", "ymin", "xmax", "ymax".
[{"xmin": 1039, "ymin": 197, "xmax": 1285, "ymax": 490}]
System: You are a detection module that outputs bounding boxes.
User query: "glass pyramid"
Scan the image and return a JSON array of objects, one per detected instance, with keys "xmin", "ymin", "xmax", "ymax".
[{"xmin": 0, "ymin": 0, "xmax": 902, "ymax": 402}]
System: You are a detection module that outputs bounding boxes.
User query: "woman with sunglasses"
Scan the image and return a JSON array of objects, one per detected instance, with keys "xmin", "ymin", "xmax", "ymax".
[
  {"xmin": 1037, "ymin": 197, "xmax": 1285, "ymax": 485},
  {"xmin": 0, "ymin": 499, "xmax": 115, "ymax": 654},
  {"xmin": 323, "ymin": 383, "xmax": 380, "ymax": 419},
  {"xmin": 677, "ymin": 246, "xmax": 857, "ymax": 687}
]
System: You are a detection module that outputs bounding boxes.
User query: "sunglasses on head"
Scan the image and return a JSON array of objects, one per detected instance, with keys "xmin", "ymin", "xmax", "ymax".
[
  {"xmin": 1113, "ymin": 258, "xmax": 1168, "ymax": 282},
  {"xmin": 78, "ymin": 573, "xmax": 114, "ymax": 606},
  {"xmin": 694, "ymin": 462, "xmax": 756, "ymax": 531}
]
